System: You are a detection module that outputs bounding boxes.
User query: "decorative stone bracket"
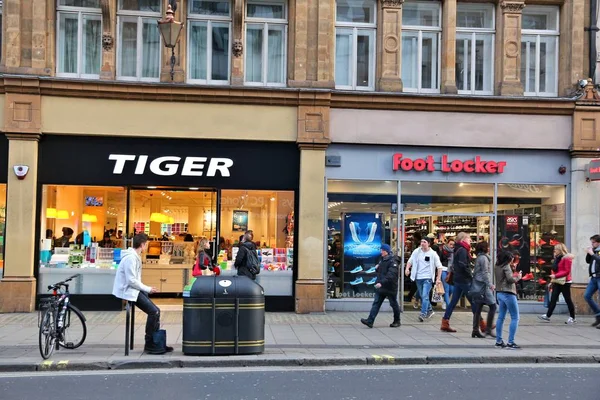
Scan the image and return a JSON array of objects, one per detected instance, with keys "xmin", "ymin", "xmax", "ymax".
[{"xmin": 232, "ymin": 40, "xmax": 243, "ymax": 58}]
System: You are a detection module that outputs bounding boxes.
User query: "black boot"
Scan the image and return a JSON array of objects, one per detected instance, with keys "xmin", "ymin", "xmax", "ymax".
[
  {"xmin": 390, "ymin": 320, "xmax": 400, "ymax": 328},
  {"xmin": 471, "ymin": 330, "xmax": 485, "ymax": 338},
  {"xmin": 361, "ymin": 318, "xmax": 373, "ymax": 328},
  {"xmin": 593, "ymin": 315, "xmax": 600, "ymax": 327}
]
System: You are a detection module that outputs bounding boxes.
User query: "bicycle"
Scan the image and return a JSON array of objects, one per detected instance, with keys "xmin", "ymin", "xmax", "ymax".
[{"xmin": 38, "ymin": 274, "xmax": 87, "ymax": 359}]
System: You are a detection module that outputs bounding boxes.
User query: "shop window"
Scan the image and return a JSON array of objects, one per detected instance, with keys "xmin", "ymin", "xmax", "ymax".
[
  {"xmin": 56, "ymin": 0, "xmax": 102, "ymax": 78},
  {"xmin": 0, "ymin": 185, "xmax": 6, "ymax": 278},
  {"xmin": 187, "ymin": 0, "xmax": 231, "ymax": 84},
  {"xmin": 497, "ymin": 184, "xmax": 566, "ymax": 302},
  {"xmin": 521, "ymin": 6, "xmax": 559, "ymax": 97},
  {"xmin": 244, "ymin": 0, "xmax": 287, "ymax": 86},
  {"xmin": 117, "ymin": 0, "xmax": 162, "ymax": 81},
  {"xmin": 38, "ymin": 186, "xmax": 127, "ymax": 295},
  {"xmin": 455, "ymin": 3, "xmax": 494, "ymax": 95},
  {"xmin": 327, "ymin": 180, "xmax": 398, "ymax": 299},
  {"xmin": 219, "ymin": 190, "xmax": 295, "ymax": 296},
  {"xmin": 401, "ymin": 1, "xmax": 441, "ymax": 93},
  {"xmin": 334, "ymin": 0, "xmax": 377, "ymax": 91}
]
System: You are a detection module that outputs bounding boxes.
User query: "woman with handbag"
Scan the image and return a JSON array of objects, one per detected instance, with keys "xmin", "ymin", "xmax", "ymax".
[
  {"xmin": 538, "ymin": 243, "xmax": 576, "ymax": 324},
  {"xmin": 193, "ymin": 238, "xmax": 214, "ymax": 277},
  {"xmin": 470, "ymin": 241, "xmax": 496, "ymax": 338}
]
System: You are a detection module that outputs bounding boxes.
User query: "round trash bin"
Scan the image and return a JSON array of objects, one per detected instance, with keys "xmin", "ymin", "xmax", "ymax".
[{"xmin": 183, "ymin": 275, "xmax": 265, "ymax": 355}]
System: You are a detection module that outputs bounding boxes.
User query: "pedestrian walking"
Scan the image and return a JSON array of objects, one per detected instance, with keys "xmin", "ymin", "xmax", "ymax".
[
  {"xmin": 538, "ymin": 243, "xmax": 576, "ymax": 324},
  {"xmin": 440, "ymin": 232, "xmax": 473, "ymax": 333},
  {"xmin": 584, "ymin": 234, "xmax": 600, "ymax": 328},
  {"xmin": 439, "ymin": 238, "xmax": 455, "ymax": 310},
  {"xmin": 405, "ymin": 238, "xmax": 442, "ymax": 322},
  {"xmin": 361, "ymin": 244, "xmax": 401, "ymax": 328},
  {"xmin": 495, "ymin": 250, "xmax": 521, "ymax": 349},
  {"xmin": 470, "ymin": 241, "xmax": 496, "ymax": 338}
]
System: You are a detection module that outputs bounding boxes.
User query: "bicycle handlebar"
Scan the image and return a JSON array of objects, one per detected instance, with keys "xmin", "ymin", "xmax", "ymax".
[{"xmin": 47, "ymin": 274, "xmax": 81, "ymax": 291}]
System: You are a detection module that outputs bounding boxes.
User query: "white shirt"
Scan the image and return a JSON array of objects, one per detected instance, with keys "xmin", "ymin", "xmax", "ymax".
[{"xmin": 409, "ymin": 248, "xmax": 442, "ymax": 281}]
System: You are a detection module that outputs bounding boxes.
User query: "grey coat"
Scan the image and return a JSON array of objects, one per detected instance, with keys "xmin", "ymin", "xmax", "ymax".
[{"xmin": 473, "ymin": 253, "xmax": 495, "ymax": 305}]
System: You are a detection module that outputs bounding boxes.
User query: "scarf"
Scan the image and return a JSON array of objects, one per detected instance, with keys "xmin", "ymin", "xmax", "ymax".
[{"xmin": 456, "ymin": 241, "xmax": 471, "ymax": 252}]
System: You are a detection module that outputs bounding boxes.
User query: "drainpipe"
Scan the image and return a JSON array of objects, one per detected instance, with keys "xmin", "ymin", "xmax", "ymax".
[{"xmin": 586, "ymin": 0, "xmax": 599, "ymax": 82}]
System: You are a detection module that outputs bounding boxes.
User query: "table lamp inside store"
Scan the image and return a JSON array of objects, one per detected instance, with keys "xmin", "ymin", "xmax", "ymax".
[{"xmin": 38, "ymin": 187, "xmax": 295, "ymax": 306}]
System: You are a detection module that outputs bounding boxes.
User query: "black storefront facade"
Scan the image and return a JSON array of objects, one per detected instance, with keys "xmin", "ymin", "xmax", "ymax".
[
  {"xmin": 36, "ymin": 135, "xmax": 300, "ymax": 311},
  {"xmin": 0, "ymin": 135, "xmax": 8, "ymax": 279}
]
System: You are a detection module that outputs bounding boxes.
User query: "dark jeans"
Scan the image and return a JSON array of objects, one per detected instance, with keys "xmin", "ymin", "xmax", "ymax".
[
  {"xmin": 136, "ymin": 291, "xmax": 161, "ymax": 346},
  {"xmin": 547, "ymin": 283, "xmax": 575, "ymax": 319},
  {"xmin": 443, "ymin": 282, "xmax": 474, "ymax": 320},
  {"xmin": 367, "ymin": 291, "xmax": 400, "ymax": 323},
  {"xmin": 472, "ymin": 302, "xmax": 497, "ymax": 332}
]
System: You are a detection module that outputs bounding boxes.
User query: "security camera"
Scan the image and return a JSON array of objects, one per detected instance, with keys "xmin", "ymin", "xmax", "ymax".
[{"xmin": 578, "ymin": 79, "xmax": 588, "ymax": 88}]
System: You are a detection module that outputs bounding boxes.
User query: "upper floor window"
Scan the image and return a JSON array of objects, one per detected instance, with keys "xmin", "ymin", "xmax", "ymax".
[
  {"xmin": 455, "ymin": 3, "xmax": 494, "ymax": 95},
  {"xmin": 56, "ymin": 0, "xmax": 102, "ymax": 78},
  {"xmin": 521, "ymin": 6, "xmax": 559, "ymax": 97},
  {"xmin": 245, "ymin": 0, "xmax": 287, "ymax": 86},
  {"xmin": 402, "ymin": 1, "xmax": 441, "ymax": 93},
  {"xmin": 334, "ymin": 0, "xmax": 377, "ymax": 91},
  {"xmin": 188, "ymin": 0, "xmax": 231, "ymax": 84},
  {"xmin": 117, "ymin": 0, "xmax": 162, "ymax": 82}
]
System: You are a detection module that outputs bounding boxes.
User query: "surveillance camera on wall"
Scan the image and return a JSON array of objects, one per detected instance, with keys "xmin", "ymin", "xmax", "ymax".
[{"xmin": 578, "ymin": 79, "xmax": 588, "ymax": 88}]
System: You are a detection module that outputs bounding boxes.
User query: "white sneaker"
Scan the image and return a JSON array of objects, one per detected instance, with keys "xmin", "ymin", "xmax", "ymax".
[
  {"xmin": 565, "ymin": 317, "xmax": 577, "ymax": 325},
  {"xmin": 538, "ymin": 314, "xmax": 550, "ymax": 322},
  {"xmin": 442, "ymin": 302, "xmax": 447, "ymax": 310}
]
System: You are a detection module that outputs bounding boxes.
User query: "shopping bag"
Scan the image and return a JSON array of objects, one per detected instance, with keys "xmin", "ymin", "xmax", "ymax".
[
  {"xmin": 435, "ymin": 281, "xmax": 445, "ymax": 295},
  {"xmin": 432, "ymin": 291, "xmax": 443, "ymax": 303}
]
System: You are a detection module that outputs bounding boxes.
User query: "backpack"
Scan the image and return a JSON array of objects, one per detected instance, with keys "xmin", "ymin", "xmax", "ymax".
[{"xmin": 244, "ymin": 246, "xmax": 261, "ymax": 276}]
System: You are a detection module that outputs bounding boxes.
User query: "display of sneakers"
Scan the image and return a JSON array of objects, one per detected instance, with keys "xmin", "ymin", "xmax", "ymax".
[
  {"xmin": 350, "ymin": 277, "xmax": 364, "ymax": 285},
  {"xmin": 509, "ymin": 239, "xmax": 520, "ymax": 246},
  {"xmin": 538, "ymin": 278, "xmax": 548, "ymax": 285},
  {"xmin": 537, "ymin": 259, "xmax": 547, "ymax": 265},
  {"xmin": 328, "ymin": 266, "xmax": 335, "ymax": 273},
  {"xmin": 505, "ymin": 342, "xmax": 521, "ymax": 350},
  {"xmin": 565, "ymin": 317, "xmax": 577, "ymax": 325},
  {"xmin": 538, "ymin": 239, "xmax": 548, "ymax": 246},
  {"xmin": 522, "ymin": 272, "xmax": 534, "ymax": 281},
  {"xmin": 538, "ymin": 314, "xmax": 551, "ymax": 322},
  {"xmin": 550, "ymin": 239, "xmax": 560, "ymax": 246},
  {"xmin": 365, "ymin": 266, "xmax": 377, "ymax": 274},
  {"xmin": 350, "ymin": 266, "xmax": 363, "ymax": 274},
  {"xmin": 366, "ymin": 277, "xmax": 377, "ymax": 285}
]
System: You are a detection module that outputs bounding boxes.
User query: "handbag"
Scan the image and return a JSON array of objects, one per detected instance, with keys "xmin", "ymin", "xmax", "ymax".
[
  {"xmin": 445, "ymin": 271, "xmax": 454, "ymax": 285},
  {"xmin": 468, "ymin": 280, "xmax": 486, "ymax": 303},
  {"xmin": 552, "ymin": 276, "xmax": 566, "ymax": 285},
  {"xmin": 192, "ymin": 257, "xmax": 203, "ymax": 277}
]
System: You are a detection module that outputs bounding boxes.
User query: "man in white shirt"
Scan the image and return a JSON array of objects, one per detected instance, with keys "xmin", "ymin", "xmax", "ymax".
[{"xmin": 405, "ymin": 238, "xmax": 443, "ymax": 322}]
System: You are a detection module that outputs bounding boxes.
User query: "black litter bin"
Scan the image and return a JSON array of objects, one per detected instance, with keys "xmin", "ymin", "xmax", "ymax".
[{"xmin": 183, "ymin": 275, "xmax": 265, "ymax": 355}]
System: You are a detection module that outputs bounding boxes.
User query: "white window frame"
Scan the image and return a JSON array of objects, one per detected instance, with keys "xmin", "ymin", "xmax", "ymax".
[
  {"xmin": 56, "ymin": 3, "xmax": 102, "ymax": 79},
  {"xmin": 521, "ymin": 5, "xmax": 559, "ymax": 97},
  {"xmin": 244, "ymin": 0, "xmax": 288, "ymax": 87},
  {"xmin": 187, "ymin": 1, "xmax": 232, "ymax": 85},
  {"xmin": 334, "ymin": 0, "xmax": 377, "ymax": 91},
  {"xmin": 402, "ymin": 1, "xmax": 442, "ymax": 94},
  {"xmin": 456, "ymin": 3, "xmax": 495, "ymax": 95},
  {"xmin": 116, "ymin": 2, "xmax": 162, "ymax": 82}
]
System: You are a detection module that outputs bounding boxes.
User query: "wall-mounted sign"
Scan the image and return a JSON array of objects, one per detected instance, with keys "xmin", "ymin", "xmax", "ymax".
[
  {"xmin": 393, "ymin": 153, "xmax": 507, "ymax": 174},
  {"xmin": 588, "ymin": 159, "xmax": 600, "ymax": 181},
  {"xmin": 109, "ymin": 154, "xmax": 234, "ymax": 177}
]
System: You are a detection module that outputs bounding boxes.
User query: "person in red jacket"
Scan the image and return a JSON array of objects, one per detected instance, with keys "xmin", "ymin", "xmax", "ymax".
[{"xmin": 538, "ymin": 243, "xmax": 576, "ymax": 324}]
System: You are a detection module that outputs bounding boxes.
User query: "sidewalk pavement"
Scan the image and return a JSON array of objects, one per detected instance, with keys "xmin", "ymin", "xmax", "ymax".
[{"xmin": 1, "ymin": 310, "xmax": 599, "ymax": 372}]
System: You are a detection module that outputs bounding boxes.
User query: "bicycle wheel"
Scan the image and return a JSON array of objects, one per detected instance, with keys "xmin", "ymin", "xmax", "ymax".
[
  {"xmin": 59, "ymin": 304, "xmax": 87, "ymax": 349},
  {"xmin": 39, "ymin": 310, "xmax": 56, "ymax": 360}
]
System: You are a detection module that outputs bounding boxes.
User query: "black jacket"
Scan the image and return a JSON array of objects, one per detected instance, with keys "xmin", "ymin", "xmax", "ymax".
[
  {"xmin": 235, "ymin": 241, "xmax": 259, "ymax": 280},
  {"xmin": 586, "ymin": 249, "xmax": 600, "ymax": 278},
  {"xmin": 452, "ymin": 244, "xmax": 473, "ymax": 284},
  {"xmin": 375, "ymin": 254, "xmax": 399, "ymax": 295}
]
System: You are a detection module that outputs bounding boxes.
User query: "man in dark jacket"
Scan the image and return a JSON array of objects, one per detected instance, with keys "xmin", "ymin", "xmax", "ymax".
[
  {"xmin": 361, "ymin": 244, "xmax": 401, "ymax": 328},
  {"xmin": 584, "ymin": 234, "xmax": 600, "ymax": 327},
  {"xmin": 234, "ymin": 230, "xmax": 260, "ymax": 280}
]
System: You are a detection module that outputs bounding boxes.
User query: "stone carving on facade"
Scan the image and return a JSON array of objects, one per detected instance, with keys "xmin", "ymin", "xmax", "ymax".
[
  {"xmin": 381, "ymin": 0, "xmax": 404, "ymax": 8},
  {"xmin": 500, "ymin": 1, "xmax": 525, "ymax": 13},
  {"xmin": 232, "ymin": 40, "xmax": 243, "ymax": 58},
  {"xmin": 578, "ymin": 78, "xmax": 600, "ymax": 101},
  {"xmin": 102, "ymin": 34, "xmax": 114, "ymax": 51}
]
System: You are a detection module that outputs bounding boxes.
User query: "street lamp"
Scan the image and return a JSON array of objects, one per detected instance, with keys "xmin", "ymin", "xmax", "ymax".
[{"xmin": 157, "ymin": 2, "xmax": 184, "ymax": 81}]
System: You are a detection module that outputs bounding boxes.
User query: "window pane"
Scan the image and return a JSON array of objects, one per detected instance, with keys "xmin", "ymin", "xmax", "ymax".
[
  {"xmin": 421, "ymin": 32, "xmax": 438, "ymax": 89},
  {"xmin": 456, "ymin": 4, "xmax": 494, "ymax": 29},
  {"xmin": 521, "ymin": 37, "xmax": 536, "ymax": 93},
  {"xmin": 120, "ymin": 20, "xmax": 138, "ymax": 77},
  {"xmin": 267, "ymin": 26, "xmax": 285, "ymax": 83},
  {"xmin": 403, "ymin": 2, "xmax": 440, "ymax": 27},
  {"xmin": 401, "ymin": 182, "xmax": 494, "ymax": 213},
  {"xmin": 212, "ymin": 25, "xmax": 230, "ymax": 81},
  {"xmin": 539, "ymin": 36, "xmax": 557, "ymax": 94},
  {"xmin": 189, "ymin": 22, "xmax": 208, "ymax": 80},
  {"xmin": 247, "ymin": 3, "xmax": 284, "ymax": 19},
  {"xmin": 335, "ymin": 30, "xmax": 352, "ymax": 87},
  {"xmin": 522, "ymin": 7, "xmax": 558, "ymax": 31},
  {"xmin": 336, "ymin": 0, "xmax": 375, "ymax": 24},
  {"xmin": 189, "ymin": 0, "xmax": 230, "ymax": 16},
  {"xmin": 401, "ymin": 31, "xmax": 419, "ymax": 88},
  {"xmin": 59, "ymin": 0, "xmax": 100, "ymax": 7},
  {"xmin": 455, "ymin": 37, "xmax": 469, "ymax": 91},
  {"xmin": 58, "ymin": 13, "xmax": 79, "ymax": 74},
  {"xmin": 141, "ymin": 19, "xmax": 160, "ymax": 78},
  {"xmin": 245, "ymin": 25, "xmax": 263, "ymax": 82},
  {"xmin": 119, "ymin": 0, "xmax": 161, "ymax": 12},
  {"xmin": 356, "ymin": 31, "xmax": 371, "ymax": 88},
  {"xmin": 82, "ymin": 15, "xmax": 101, "ymax": 75}
]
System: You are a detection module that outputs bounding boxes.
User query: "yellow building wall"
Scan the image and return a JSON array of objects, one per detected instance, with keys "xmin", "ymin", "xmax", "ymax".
[{"xmin": 41, "ymin": 97, "xmax": 297, "ymax": 141}]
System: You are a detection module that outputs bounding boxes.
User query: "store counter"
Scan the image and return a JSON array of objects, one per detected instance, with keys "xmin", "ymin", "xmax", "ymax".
[{"xmin": 38, "ymin": 267, "xmax": 116, "ymax": 295}]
